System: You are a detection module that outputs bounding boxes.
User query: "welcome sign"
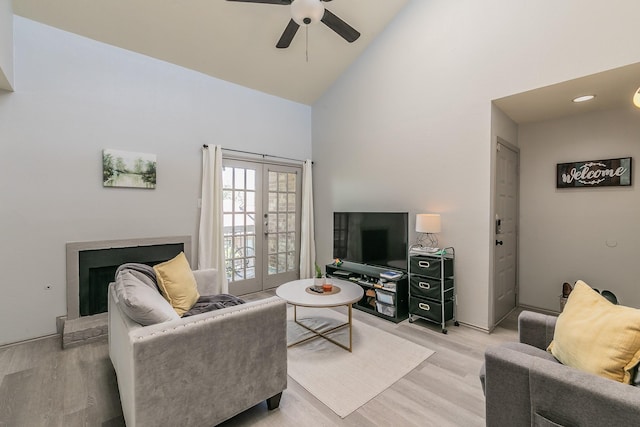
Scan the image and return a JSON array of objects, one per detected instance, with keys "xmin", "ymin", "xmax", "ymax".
[{"xmin": 557, "ymin": 157, "xmax": 632, "ymax": 188}]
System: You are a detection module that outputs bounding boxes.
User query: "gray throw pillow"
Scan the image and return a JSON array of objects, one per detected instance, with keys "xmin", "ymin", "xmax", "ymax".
[
  {"xmin": 114, "ymin": 270, "xmax": 179, "ymax": 325},
  {"xmin": 126, "ymin": 269, "xmax": 159, "ymax": 291}
]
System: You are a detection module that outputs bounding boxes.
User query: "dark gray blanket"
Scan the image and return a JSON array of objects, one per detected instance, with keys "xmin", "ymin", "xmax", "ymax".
[
  {"xmin": 115, "ymin": 263, "xmax": 157, "ymax": 284},
  {"xmin": 183, "ymin": 294, "xmax": 246, "ymax": 317}
]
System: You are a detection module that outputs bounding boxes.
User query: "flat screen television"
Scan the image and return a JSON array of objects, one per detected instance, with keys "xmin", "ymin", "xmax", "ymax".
[{"xmin": 333, "ymin": 212, "xmax": 408, "ymax": 271}]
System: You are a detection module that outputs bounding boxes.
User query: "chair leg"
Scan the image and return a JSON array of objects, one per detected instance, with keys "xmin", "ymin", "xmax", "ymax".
[{"xmin": 266, "ymin": 392, "xmax": 282, "ymax": 410}]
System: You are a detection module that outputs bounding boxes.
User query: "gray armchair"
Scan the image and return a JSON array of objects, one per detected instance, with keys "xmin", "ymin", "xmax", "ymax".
[
  {"xmin": 108, "ymin": 268, "xmax": 287, "ymax": 427},
  {"xmin": 481, "ymin": 311, "xmax": 640, "ymax": 427}
]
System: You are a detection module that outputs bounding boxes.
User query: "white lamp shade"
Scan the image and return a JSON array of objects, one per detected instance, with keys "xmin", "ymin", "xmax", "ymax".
[
  {"xmin": 291, "ymin": 0, "xmax": 325, "ymax": 26},
  {"xmin": 634, "ymin": 87, "xmax": 640, "ymax": 109},
  {"xmin": 416, "ymin": 214, "xmax": 441, "ymax": 233}
]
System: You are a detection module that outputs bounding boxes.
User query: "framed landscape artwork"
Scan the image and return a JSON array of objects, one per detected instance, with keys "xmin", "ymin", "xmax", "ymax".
[{"xmin": 103, "ymin": 149, "xmax": 157, "ymax": 189}]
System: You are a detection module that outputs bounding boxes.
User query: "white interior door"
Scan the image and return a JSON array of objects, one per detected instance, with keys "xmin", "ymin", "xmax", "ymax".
[{"xmin": 494, "ymin": 140, "xmax": 519, "ymax": 324}]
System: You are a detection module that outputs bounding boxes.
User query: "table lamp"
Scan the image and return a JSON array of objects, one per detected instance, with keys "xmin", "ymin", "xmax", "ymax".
[{"xmin": 415, "ymin": 213, "xmax": 441, "ymax": 252}]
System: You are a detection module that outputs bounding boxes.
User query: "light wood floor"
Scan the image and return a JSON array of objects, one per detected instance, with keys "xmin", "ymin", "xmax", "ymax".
[{"xmin": 0, "ymin": 291, "xmax": 520, "ymax": 427}]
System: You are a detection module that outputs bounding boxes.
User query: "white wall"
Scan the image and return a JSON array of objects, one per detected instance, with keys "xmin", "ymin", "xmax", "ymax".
[
  {"xmin": 0, "ymin": 0, "xmax": 13, "ymax": 90},
  {"xmin": 312, "ymin": 0, "xmax": 640, "ymax": 329},
  {"xmin": 519, "ymin": 107, "xmax": 640, "ymax": 312},
  {"xmin": 0, "ymin": 17, "xmax": 311, "ymax": 345}
]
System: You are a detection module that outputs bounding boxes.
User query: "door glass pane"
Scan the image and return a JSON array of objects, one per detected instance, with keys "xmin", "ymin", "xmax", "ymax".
[
  {"xmin": 246, "ymin": 257, "xmax": 255, "ymax": 279},
  {"xmin": 278, "ymin": 234, "xmax": 287, "ymax": 253},
  {"xmin": 234, "ymin": 236, "xmax": 244, "ymax": 258},
  {"xmin": 277, "ymin": 215, "xmax": 287, "ymax": 233},
  {"xmin": 233, "ymin": 259, "xmax": 244, "ymax": 280},
  {"xmin": 222, "ymin": 167, "xmax": 233, "ymax": 189},
  {"xmin": 235, "ymin": 169, "xmax": 245, "ymax": 190},
  {"xmin": 234, "ymin": 191, "xmax": 245, "ymax": 212},
  {"xmin": 287, "ymin": 173, "xmax": 296, "ymax": 192},
  {"xmin": 225, "ymin": 260, "xmax": 233, "ymax": 277},
  {"xmin": 223, "ymin": 190, "xmax": 233, "ymax": 212},
  {"xmin": 269, "ymin": 171, "xmax": 278, "ymax": 191},
  {"xmin": 287, "ymin": 232, "xmax": 295, "ymax": 251},
  {"xmin": 246, "ymin": 235, "xmax": 256, "ymax": 254},
  {"xmin": 223, "ymin": 214, "xmax": 233, "ymax": 235},
  {"xmin": 234, "ymin": 213, "xmax": 245, "ymax": 228},
  {"xmin": 246, "ymin": 215, "xmax": 255, "ymax": 234},
  {"xmin": 278, "ymin": 173, "xmax": 287, "ymax": 192},
  {"xmin": 268, "ymin": 254, "xmax": 278, "ymax": 274},
  {"xmin": 287, "ymin": 252, "xmax": 295, "ymax": 270},
  {"xmin": 278, "ymin": 193, "xmax": 287, "ymax": 211},
  {"xmin": 268, "ymin": 192, "xmax": 277, "ymax": 212},
  {"xmin": 287, "ymin": 213, "xmax": 295, "ymax": 231},
  {"xmin": 268, "ymin": 214, "xmax": 278, "ymax": 233},
  {"xmin": 268, "ymin": 235, "xmax": 277, "ymax": 254},
  {"xmin": 288, "ymin": 193, "xmax": 296, "ymax": 212},
  {"xmin": 246, "ymin": 169, "xmax": 255, "ymax": 190},
  {"xmin": 247, "ymin": 191, "xmax": 256, "ymax": 212},
  {"xmin": 224, "ymin": 237, "xmax": 232, "ymax": 260}
]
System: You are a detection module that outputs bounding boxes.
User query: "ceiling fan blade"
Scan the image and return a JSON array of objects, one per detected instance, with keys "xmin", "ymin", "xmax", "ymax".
[
  {"xmin": 321, "ymin": 9, "xmax": 360, "ymax": 43},
  {"xmin": 226, "ymin": 0, "xmax": 291, "ymax": 4},
  {"xmin": 276, "ymin": 19, "xmax": 300, "ymax": 48}
]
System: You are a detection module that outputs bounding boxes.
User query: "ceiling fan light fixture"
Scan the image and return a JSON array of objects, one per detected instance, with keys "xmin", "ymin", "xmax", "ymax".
[
  {"xmin": 291, "ymin": 0, "xmax": 325, "ymax": 26},
  {"xmin": 633, "ymin": 87, "xmax": 640, "ymax": 109}
]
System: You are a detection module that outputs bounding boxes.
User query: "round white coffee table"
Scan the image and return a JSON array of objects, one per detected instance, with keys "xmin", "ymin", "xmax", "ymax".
[{"xmin": 276, "ymin": 278, "xmax": 364, "ymax": 352}]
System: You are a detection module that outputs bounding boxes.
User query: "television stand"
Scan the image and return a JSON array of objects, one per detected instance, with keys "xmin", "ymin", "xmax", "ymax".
[{"xmin": 325, "ymin": 261, "xmax": 408, "ymax": 323}]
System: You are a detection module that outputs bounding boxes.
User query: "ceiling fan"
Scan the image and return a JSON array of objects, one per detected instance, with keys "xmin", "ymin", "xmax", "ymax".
[{"xmin": 227, "ymin": 0, "xmax": 361, "ymax": 48}]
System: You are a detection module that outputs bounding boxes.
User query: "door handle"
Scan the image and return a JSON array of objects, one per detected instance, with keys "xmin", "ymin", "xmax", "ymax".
[
  {"xmin": 264, "ymin": 213, "xmax": 269, "ymax": 236},
  {"xmin": 496, "ymin": 240, "xmax": 503, "ymax": 246}
]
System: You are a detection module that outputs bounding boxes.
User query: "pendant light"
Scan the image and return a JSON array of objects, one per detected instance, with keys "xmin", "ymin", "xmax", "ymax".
[{"xmin": 633, "ymin": 87, "xmax": 640, "ymax": 109}]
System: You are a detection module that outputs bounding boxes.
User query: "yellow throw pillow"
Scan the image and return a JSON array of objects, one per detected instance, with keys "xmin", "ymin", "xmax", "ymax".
[
  {"xmin": 153, "ymin": 252, "xmax": 200, "ymax": 317},
  {"xmin": 548, "ymin": 280, "xmax": 640, "ymax": 383}
]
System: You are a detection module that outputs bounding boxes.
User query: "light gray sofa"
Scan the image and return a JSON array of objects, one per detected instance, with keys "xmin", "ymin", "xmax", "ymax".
[
  {"xmin": 481, "ymin": 311, "xmax": 640, "ymax": 427},
  {"xmin": 108, "ymin": 268, "xmax": 287, "ymax": 427}
]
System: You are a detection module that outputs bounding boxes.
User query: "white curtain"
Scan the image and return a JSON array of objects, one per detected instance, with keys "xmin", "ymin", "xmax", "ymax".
[
  {"xmin": 299, "ymin": 159, "xmax": 316, "ymax": 279},
  {"xmin": 198, "ymin": 145, "xmax": 229, "ymax": 293}
]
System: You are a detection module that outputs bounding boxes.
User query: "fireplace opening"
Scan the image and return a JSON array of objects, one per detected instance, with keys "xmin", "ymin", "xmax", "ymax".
[{"xmin": 78, "ymin": 243, "xmax": 184, "ymax": 316}]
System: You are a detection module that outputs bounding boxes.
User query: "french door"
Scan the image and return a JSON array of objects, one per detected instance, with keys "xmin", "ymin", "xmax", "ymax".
[{"xmin": 222, "ymin": 159, "xmax": 302, "ymax": 295}]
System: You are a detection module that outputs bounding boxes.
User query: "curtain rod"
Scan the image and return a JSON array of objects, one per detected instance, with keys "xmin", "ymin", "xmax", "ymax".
[{"xmin": 202, "ymin": 145, "xmax": 312, "ymax": 164}]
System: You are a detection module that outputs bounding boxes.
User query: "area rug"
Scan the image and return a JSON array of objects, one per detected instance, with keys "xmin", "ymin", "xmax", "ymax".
[{"xmin": 286, "ymin": 307, "xmax": 434, "ymax": 418}]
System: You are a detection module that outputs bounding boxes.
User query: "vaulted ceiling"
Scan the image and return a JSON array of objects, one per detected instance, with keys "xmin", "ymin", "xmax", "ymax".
[
  {"xmin": 11, "ymin": 1, "xmax": 640, "ymax": 119},
  {"xmin": 13, "ymin": 0, "xmax": 409, "ymax": 105}
]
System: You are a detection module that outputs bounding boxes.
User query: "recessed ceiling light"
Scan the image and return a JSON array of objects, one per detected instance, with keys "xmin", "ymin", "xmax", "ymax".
[
  {"xmin": 633, "ymin": 87, "xmax": 640, "ymax": 108},
  {"xmin": 572, "ymin": 95, "xmax": 596, "ymax": 103}
]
